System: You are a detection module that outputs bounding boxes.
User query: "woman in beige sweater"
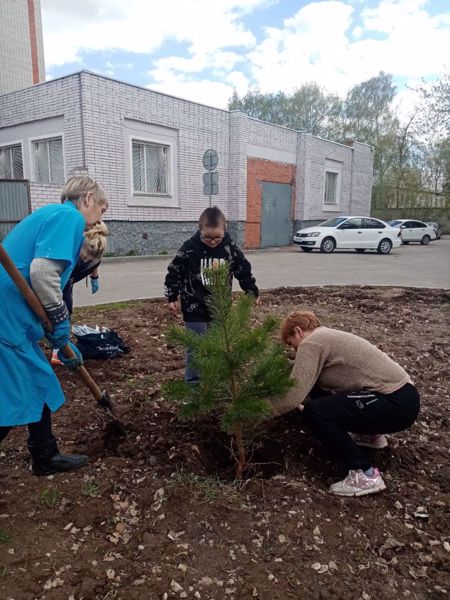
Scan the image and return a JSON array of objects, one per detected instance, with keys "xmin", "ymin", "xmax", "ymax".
[{"xmin": 271, "ymin": 311, "xmax": 420, "ymax": 497}]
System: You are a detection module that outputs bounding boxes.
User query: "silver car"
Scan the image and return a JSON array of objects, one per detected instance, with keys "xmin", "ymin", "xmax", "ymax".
[{"xmin": 388, "ymin": 219, "xmax": 436, "ymax": 245}]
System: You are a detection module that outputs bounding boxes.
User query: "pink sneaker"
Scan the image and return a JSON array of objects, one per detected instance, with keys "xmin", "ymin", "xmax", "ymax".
[
  {"xmin": 51, "ymin": 350, "xmax": 63, "ymax": 366},
  {"xmin": 351, "ymin": 433, "xmax": 388, "ymax": 449},
  {"xmin": 329, "ymin": 468, "xmax": 386, "ymax": 497}
]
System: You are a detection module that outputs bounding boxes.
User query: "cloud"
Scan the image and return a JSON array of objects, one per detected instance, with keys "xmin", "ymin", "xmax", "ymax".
[
  {"xmin": 247, "ymin": 1, "xmax": 356, "ymax": 95},
  {"xmin": 147, "ymin": 77, "xmax": 236, "ymax": 109},
  {"xmin": 41, "ymin": 0, "xmax": 450, "ymax": 118},
  {"xmin": 41, "ymin": 0, "xmax": 267, "ymax": 67},
  {"xmin": 246, "ymin": 0, "xmax": 450, "ymax": 97},
  {"xmin": 354, "ymin": 0, "xmax": 450, "ymax": 78}
]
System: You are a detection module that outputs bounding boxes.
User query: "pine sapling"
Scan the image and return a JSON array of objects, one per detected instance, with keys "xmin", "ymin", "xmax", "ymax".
[{"xmin": 164, "ymin": 262, "xmax": 293, "ymax": 478}]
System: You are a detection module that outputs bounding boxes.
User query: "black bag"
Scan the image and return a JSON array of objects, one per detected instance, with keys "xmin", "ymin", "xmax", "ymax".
[{"xmin": 74, "ymin": 328, "xmax": 130, "ymax": 360}]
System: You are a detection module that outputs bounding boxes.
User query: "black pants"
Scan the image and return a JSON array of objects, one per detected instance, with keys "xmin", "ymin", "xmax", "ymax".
[
  {"xmin": 302, "ymin": 383, "xmax": 420, "ymax": 471},
  {"xmin": 0, "ymin": 404, "xmax": 53, "ymax": 446}
]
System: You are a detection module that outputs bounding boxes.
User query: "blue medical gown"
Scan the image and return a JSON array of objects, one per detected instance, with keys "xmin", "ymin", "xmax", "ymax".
[{"xmin": 0, "ymin": 202, "xmax": 85, "ymax": 426}]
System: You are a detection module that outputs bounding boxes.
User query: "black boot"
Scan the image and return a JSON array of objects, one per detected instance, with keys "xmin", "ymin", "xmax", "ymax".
[{"xmin": 27, "ymin": 437, "xmax": 88, "ymax": 476}]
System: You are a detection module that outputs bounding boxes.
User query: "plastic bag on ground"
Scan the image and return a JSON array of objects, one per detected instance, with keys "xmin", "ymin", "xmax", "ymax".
[{"xmin": 72, "ymin": 324, "xmax": 130, "ymax": 360}]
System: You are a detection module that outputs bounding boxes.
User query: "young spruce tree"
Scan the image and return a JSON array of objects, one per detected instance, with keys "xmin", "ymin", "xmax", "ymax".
[{"xmin": 164, "ymin": 262, "xmax": 293, "ymax": 478}]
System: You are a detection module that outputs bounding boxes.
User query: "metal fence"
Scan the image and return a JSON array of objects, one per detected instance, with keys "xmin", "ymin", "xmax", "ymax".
[{"xmin": 0, "ymin": 179, "xmax": 31, "ymax": 241}]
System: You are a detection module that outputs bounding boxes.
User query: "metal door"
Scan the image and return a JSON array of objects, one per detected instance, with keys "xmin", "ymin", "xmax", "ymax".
[
  {"xmin": 336, "ymin": 217, "xmax": 363, "ymax": 248},
  {"xmin": 362, "ymin": 218, "xmax": 385, "ymax": 247},
  {"xmin": 261, "ymin": 182, "xmax": 292, "ymax": 247},
  {"xmin": 0, "ymin": 180, "xmax": 31, "ymax": 240}
]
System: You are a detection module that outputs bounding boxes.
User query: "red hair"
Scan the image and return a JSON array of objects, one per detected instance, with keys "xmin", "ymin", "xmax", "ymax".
[{"xmin": 280, "ymin": 311, "xmax": 321, "ymax": 343}]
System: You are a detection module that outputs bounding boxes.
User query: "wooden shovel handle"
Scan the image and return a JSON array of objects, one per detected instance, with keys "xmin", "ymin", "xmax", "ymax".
[
  {"xmin": 60, "ymin": 344, "xmax": 104, "ymax": 402},
  {"xmin": 0, "ymin": 244, "xmax": 103, "ymax": 402},
  {"xmin": 0, "ymin": 244, "xmax": 53, "ymax": 331}
]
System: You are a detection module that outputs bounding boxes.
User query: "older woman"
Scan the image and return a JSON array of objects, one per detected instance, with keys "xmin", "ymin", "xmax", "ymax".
[
  {"xmin": 0, "ymin": 175, "xmax": 108, "ymax": 475},
  {"xmin": 271, "ymin": 311, "xmax": 420, "ymax": 497}
]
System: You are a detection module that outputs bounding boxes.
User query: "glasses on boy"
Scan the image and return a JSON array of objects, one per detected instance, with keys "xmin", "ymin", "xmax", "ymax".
[{"xmin": 200, "ymin": 234, "xmax": 224, "ymax": 243}]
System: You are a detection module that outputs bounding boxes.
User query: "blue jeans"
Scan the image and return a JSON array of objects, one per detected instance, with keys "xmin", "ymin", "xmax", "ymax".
[{"xmin": 185, "ymin": 321, "xmax": 208, "ymax": 383}]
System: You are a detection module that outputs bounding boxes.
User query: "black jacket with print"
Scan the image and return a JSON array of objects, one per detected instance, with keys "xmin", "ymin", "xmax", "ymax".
[{"xmin": 164, "ymin": 231, "xmax": 259, "ymax": 322}]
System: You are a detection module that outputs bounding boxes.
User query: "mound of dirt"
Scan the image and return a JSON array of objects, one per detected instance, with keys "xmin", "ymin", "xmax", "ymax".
[{"xmin": 1, "ymin": 287, "xmax": 449, "ymax": 600}]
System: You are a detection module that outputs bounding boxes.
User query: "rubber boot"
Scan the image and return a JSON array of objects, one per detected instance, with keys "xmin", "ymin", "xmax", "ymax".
[{"xmin": 27, "ymin": 437, "xmax": 88, "ymax": 476}]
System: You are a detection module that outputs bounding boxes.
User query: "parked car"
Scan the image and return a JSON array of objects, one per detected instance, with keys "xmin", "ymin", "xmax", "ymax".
[
  {"xmin": 387, "ymin": 220, "xmax": 437, "ymax": 244},
  {"xmin": 425, "ymin": 222, "xmax": 442, "ymax": 239},
  {"xmin": 293, "ymin": 216, "xmax": 401, "ymax": 254}
]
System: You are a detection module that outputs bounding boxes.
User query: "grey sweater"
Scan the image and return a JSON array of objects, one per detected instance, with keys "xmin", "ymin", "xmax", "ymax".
[
  {"xmin": 271, "ymin": 327, "xmax": 412, "ymax": 416},
  {"xmin": 30, "ymin": 258, "xmax": 69, "ymax": 323}
]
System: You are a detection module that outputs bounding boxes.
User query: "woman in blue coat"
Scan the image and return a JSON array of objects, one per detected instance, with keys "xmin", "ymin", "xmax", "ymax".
[{"xmin": 0, "ymin": 175, "xmax": 108, "ymax": 475}]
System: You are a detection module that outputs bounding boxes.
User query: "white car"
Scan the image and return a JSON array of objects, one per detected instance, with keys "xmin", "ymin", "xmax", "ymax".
[
  {"xmin": 293, "ymin": 216, "xmax": 402, "ymax": 254},
  {"xmin": 388, "ymin": 220, "xmax": 437, "ymax": 245}
]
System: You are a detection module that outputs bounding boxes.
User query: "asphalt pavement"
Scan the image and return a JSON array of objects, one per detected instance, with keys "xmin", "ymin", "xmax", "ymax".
[{"xmin": 74, "ymin": 237, "xmax": 450, "ymax": 307}]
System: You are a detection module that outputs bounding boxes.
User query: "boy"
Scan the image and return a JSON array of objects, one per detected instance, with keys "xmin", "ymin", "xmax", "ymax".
[{"xmin": 164, "ymin": 206, "xmax": 259, "ymax": 382}]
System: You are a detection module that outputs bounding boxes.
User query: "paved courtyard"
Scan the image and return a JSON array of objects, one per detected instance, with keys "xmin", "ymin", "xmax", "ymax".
[{"xmin": 74, "ymin": 237, "xmax": 450, "ymax": 307}]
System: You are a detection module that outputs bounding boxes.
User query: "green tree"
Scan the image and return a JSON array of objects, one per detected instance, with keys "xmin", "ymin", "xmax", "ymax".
[
  {"xmin": 420, "ymin": 71, "xmax": 450, "ymax": 136},
  {"xmin": 164, "ymin": 263, "xmax": 293, "ymax": 478},
  {"xmin": 421, "ymin": 139, "xmax": 450, "ymax": 192},
  {"xmin": 341, "ymin": 72, "xmax": 400, "ymax": 188},
  {"xmin": 229, "ymin": 83, "xmax": 342, "ymax": 137}
]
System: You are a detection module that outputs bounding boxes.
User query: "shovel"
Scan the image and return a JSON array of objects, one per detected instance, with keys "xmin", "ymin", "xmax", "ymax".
[{"xmin": 0, "ymin": 244, "xmax": 126, "ymax": 437}]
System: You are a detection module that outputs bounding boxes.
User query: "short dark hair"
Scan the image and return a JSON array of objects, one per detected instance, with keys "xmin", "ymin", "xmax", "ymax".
[{"xmin": 198, "ymin": 206, "xmax": 227, "ymax": 228}]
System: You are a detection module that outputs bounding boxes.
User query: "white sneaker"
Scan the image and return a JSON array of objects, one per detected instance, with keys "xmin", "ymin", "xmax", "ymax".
[
  {"xmin": 351, "ymin": 433, "xmax": 388, "ymax": 449},
  {"xmin": 329, "ymin": 468, "xmax": 386, "ymax": 497}
]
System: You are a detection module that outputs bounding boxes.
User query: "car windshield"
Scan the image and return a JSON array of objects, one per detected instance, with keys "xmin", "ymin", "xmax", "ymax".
[
  {"xmin": 388, "ymin": 220, "xmax": 402, "ymax": 226},
  {"xmin": 319, "ymin": 217, "xmax": 348, "ymax": 227}
]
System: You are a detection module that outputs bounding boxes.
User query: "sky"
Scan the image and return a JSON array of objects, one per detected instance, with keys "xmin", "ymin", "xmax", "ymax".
[{"xmin": 41, "ymin": 0, "xmax": 450, "ymax": 118}]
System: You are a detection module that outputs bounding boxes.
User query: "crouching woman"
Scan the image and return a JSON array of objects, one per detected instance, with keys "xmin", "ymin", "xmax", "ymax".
[{"xmin": 271, "ymin": 311, "xmax": 420, "ymax": 497}]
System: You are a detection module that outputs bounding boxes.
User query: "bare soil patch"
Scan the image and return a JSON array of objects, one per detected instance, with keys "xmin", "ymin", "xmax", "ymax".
[{"xmin": 1, "ymin": 286, "xmax": 449, "ymax": 600}]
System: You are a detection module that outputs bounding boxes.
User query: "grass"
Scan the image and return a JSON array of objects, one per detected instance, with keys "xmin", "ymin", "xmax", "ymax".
[
  {"xmin": 0, "ymin": 530, "xmax": 11, "ymax": 544},
  {"xmin": 72, "ymin": 300, "xmax": 138, "ymax": 320},
  {"xmin": 168, "ymin": 470, "xmax": 246, "ymax": 506},
  {"xmin": 40, "ymin": 488, "xmax": 61, "ymax": 508},
  {"xmin": 122, "ymin": 373, "xmax": 154, "ymax": 390},
  {"xmin": 81, "ymin": 482, "xmax": 100, "ymax": 498},
  {"xmin": 0, "ymin": 564, "xmax": 7, "ymax": 578}
]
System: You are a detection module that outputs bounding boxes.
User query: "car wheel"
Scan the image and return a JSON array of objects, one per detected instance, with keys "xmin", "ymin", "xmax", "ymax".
[
  {"xmin": 377, "ymin": 238, "xmax": 392, "ymax": 254},
  {"xmin": 421, "ymin": 235, "xmax": 431, "ymax": 245},
  {"xmin": 355, "ymin": 249, "xmax": 366, "ymax": 253},
  {"xmin": 320, "ymin": 237, "xmax": 336, "ymax": 253},
  {"xmin": 300, "ymin": 247, "xmax": 313, "ymax": 252}
]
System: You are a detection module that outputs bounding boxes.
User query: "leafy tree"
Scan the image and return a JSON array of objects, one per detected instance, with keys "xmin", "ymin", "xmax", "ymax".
[
  {"xmin": 421, "ymin": 139, "xmax": 450, "ymax": 192},
  {"xmin": 230, "ymin": 71, "xmax": 449, "ymax": 213},
  {"xmin": 341, "ymin": 72, "xmax": 400, "ymax": 188},
  {"xmin": 229, "ymin": 83, "xmax": 342, "ymax": 137},
  {"xmin": 164, "ymin": 263, "xmax": 293, "ymax": 479},
  {"xmin": 420, "ymin": 71, "xmax": 450, "ymax": 136}
]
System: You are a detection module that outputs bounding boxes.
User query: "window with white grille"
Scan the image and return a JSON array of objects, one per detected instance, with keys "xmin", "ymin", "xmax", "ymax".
[
  {"xmin": 324, "ymin": 171, "xmax": 338, "ymax": 205},
  {"xmin": 33, "ymin": 137, "xmax": 64, "ymax": 185},
  {"xmin": 132, "ymin": 140, "xmax": 169, "ymax": 195},
  {"xmin": 0, "ymin": 144, "xmax": 24, "ymax": 179}
]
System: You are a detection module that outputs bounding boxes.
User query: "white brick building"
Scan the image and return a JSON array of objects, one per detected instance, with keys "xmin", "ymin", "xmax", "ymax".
[
  {"xmin": 0, "ymin": 0, "xmax": 45, "ymax": 95},
  {"xmin": 0, "ymin": 71, "xmax": 374, "ymax": 254}
]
